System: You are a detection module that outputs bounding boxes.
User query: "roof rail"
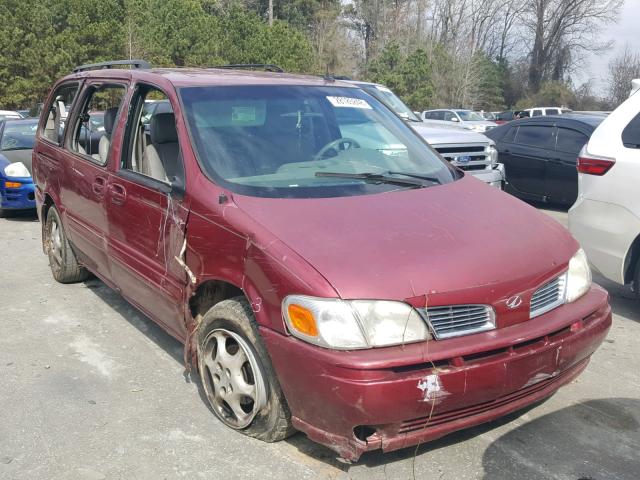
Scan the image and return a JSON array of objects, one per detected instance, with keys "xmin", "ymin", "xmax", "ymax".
[
  {"xmin": 73, "ymin": 59, "xmax": 151, "ymax": 73},
  {"xmin": 214, "ymin": 64, "xmax": 284, "ymax": 73}
]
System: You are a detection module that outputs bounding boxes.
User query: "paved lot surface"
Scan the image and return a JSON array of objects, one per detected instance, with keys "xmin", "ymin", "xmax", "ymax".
[{"xmin": 1, "ymin": 206, "xmax": 639, "ymax": 480}]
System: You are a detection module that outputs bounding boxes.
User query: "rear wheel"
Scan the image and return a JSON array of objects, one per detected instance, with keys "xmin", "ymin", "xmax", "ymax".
[
  {"xmin": 197, "ymin": 297, "xmax": 294, "ymax": 442},
  {"xmin": 45, "ymin": 206, "xmax": 89, "ymax": 283}
]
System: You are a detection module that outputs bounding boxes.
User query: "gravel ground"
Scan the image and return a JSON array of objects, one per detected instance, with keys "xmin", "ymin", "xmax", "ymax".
[{"xmin": 0, "ymin": 206, "xmax": 638, "ymax": 480}]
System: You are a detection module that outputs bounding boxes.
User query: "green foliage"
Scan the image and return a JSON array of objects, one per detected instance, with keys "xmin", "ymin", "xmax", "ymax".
[
  {"xmin": 473, "ymin": 53, "xmax": 504, "ymax": 111},
  {"xmin": 516, "ymin": 81, "xmax": 577, "ymax": 109},
  {"xmin": 367, "ymin": 43, "xmax": 434, "ymax": 110}
]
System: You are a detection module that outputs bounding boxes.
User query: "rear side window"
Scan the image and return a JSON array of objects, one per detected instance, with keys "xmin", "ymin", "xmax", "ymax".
[
  {"xmin": 532, "ymin": 109, "xmax": 543, "ymax": 117},
  {"xmin": 70, "ymin": 84, "xmax": 127, "ymax": 165},
  {"xmin": 622, "ymin": 112, "xmax": 640, "ymax": 149},
  {"xmin": 556, "ymin": 128, "xmax": 588, "ymax": 154},
  {"xmin": 515, "ymin": 125, "xmax": 555, "ymax": 148},
  {"xmin": 546, "ymin": 108, "xmax": 561, "ymax": 115},
  {"xmin": 502, "ymin": 126, "xmax": 517, "ymax": 143},
  {"xmin": 42, "ymin": 83, "xmax": 79, "ymax": 144}
]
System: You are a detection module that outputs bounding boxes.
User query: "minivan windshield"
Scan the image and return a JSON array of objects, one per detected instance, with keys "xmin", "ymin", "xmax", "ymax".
[{"xmin": 180, "ymin": 86, "xmax": 456, "ymax": 198}]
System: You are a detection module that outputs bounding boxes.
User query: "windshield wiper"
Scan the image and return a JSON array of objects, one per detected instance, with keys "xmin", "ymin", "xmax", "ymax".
[
  {"xmin": 315, "ymin": 171, "xmax": 429, "ymax": 188},
  {"xmin": 387, "ymin": 171, "xmax": 441, "ymax": 184}
]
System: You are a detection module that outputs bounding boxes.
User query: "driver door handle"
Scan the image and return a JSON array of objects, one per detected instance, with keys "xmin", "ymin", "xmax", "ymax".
[{"xmin": 109, "ymin": 183, "xmax": 127, "ymax": 205}]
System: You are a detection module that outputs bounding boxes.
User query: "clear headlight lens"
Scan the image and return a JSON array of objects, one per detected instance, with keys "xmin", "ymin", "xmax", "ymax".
[
  {"xmin": 565, "ymin": 248, "xmax": 592, "ymax": 303},
  {"xmin": 4, "ymin": 162, "xmax": 30, "ymax": 178},
  {"xmin": 282, "ymin": 295, "xmax": 432, "ymax": 350}
]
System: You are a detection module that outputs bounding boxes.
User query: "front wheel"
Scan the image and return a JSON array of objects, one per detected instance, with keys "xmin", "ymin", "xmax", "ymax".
[
  {"xmin": 197, "ymin": 297, "xmax": 294, "ymax": 442},
  {"xmin": 45, "ymin": 206, "xmax": 89, "ymax": 283}
]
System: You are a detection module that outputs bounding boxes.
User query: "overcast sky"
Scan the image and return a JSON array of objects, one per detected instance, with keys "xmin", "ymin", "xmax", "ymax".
[{"xmin": 577, "ymin": 0, "xmax": 640, "ymax": 95}]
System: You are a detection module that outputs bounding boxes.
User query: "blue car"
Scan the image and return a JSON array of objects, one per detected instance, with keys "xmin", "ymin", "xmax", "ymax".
[{"xmin": 0, "ymin": 118, "xmax": 38, "ymax": 216}]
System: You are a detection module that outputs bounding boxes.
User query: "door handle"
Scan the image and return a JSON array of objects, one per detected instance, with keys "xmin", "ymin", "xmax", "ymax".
[
  {"xmin": 92, "ymin": 176, "xmax": 106, "ymax": 196},
  {"xmin": 109, "ymin": 183, "xmax": 127, "ymax": 205}
]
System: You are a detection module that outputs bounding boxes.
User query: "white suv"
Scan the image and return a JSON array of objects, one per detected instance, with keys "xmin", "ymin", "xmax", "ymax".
[{"xmin": 569, "ymin": 82, "xmax": 640, "ymax": 289}]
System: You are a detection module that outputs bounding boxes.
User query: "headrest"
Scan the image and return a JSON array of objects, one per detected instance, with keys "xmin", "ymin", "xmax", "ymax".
[
  {"xmin": 103, "ymin": 107, "xmax": 118, "ymax": 135},
  {"xmin": 150, "ymin": 112, "xmax": 178, "ymax": 144}
]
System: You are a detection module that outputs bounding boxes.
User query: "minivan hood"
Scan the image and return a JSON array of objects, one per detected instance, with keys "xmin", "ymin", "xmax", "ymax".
[
  {"xmin": 234, "ymin": 176, "xmax": 576, "ymax": 309},
  {"xmin": 411, "ymin": 123, "xmax": 490, "ymax": 145}
]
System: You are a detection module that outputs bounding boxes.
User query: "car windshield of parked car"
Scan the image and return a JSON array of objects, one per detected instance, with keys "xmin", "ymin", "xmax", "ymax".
[
  {"xmin": 180, "ymin": 85, "xmax": 457, "ymax": 198},
  {"xmin": 455, "ymin": 110, "xmax": 484, "ymax": 121},
  {"xmin": 1, "ymin": 121, "xmax": 38, "ymax": 150},
  {"xmin": 363, "ymin": 85, "xmax": 422, "ymax": 122}
]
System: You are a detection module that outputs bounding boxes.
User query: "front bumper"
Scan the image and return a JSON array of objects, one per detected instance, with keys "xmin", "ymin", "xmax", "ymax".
[
  {"xmin": 0, "ymin": 176, "xmax": 36, "ymax": 211},
  {"xmin": 469, "ymin": 164, "xmax": 504, "ymax": 189},
  {"xmin": 262, "ymin": 286, "xmax": 610, "ymax": 461}
]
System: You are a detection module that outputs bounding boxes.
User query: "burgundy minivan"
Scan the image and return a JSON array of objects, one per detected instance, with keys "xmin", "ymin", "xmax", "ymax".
[{"xmin": 33, "ymin": 61, "xmax": 611, "ymax": 461}]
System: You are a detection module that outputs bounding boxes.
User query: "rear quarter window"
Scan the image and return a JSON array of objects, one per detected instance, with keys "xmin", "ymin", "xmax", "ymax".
[
  {"xmin": 41, "ymin": 83, "xmax": 80, "ymax": 144},
  {"xmin": 556, "ymin": 128, "xmax": 588, "ymax": 154},
  {"xmin": 622, "ymin": 112, "xmax": 640, "ymax": 149}
]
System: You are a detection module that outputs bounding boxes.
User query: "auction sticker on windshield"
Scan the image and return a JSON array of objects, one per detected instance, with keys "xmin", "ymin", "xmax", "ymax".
[{"xmin": 327, "ymin": 96, "xmax": 372, "ymax": 109}]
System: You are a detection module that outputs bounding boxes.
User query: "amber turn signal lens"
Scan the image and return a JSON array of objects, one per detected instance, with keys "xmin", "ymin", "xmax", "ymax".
[
  {"xmin": 5, "ymin": 182, "xmax": 21, "ymax": 188},
  {"xmin": 287, "ymin": 304, "xmax": 318, "ymax": 337}
]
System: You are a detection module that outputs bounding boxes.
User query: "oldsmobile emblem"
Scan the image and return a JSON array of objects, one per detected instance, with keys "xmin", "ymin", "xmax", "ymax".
[{"xmin": 506, "ymin": 295, "xmax": 523, "ymax": 309}]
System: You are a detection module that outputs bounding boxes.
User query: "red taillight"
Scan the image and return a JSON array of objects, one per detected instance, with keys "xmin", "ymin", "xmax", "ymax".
[{"xmin": 577, "ymin": 156, "xmax": 615, "ymax": 176}]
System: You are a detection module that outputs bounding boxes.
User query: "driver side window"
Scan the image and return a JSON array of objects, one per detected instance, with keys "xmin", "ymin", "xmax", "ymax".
[{"xmin": 121, "ymin": 86, "xmax": 184, "ymax": 184}]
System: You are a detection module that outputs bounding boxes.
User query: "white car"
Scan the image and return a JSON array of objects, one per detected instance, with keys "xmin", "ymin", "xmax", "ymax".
[
  {"xmin": 522, "ymin": 107, "xmax": 571, "ymax": 117},
  {"xmin": 0, "ymin": 110, "xmax": 22, "ymax": 120},
  {"xmin": 569, "ymin": 81, "xmax": 640, "ymax": 289},
  {"xmin": 421, "ymin": 109, "xmax": 497, "ymax": 133},
  {"xmin": 344, "ymin": 82, "xmax": 504, "ymax": 188}
]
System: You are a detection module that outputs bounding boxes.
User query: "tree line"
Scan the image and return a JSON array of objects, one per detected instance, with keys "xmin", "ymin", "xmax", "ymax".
[{"xmin": 0, "ymin": 0, "xmax": 628, "ymax": 111}]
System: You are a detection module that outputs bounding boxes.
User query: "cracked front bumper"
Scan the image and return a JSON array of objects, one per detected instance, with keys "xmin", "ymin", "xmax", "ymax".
[{"xmin": 262, "ymin": 286, "xmax": 610, "ymax": 461}]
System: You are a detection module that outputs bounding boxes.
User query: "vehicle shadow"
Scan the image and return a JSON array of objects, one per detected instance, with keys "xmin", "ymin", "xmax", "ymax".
[
  {"xmin": 0, "ymin": 209, "xmax": 38, "ymax": 222},
  {"xmin": 481, "ymin": 398, "xmax": 640, "ymax": 480},
  {"xmin": 81, "ymin": 277, "xmax": 185, "ymax": 367},
  {"xmin": 592, "ymin": 272, "xmax": 640, "ymax": 324}
]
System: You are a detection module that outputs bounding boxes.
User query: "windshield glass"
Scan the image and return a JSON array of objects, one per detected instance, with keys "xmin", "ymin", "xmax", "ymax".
[
  {"xmin": 456, "ymin": 110, "xmax": 484, "ymax": 121},
  {"xmin": 362, "ymin": 85, "xmax": 422, "ymax": 122},
  {"xmin": 180, "ymin": 86, "xmax": 456, "ymax": 198},
  {"xmin": 1, "ymin": 121, "xmax": 38, "ymax": 150}
]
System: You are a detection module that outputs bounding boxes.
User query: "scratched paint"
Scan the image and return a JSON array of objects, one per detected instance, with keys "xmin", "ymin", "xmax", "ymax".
[{"xmin": 417, "ymin": 374, "xmax": 448, "ymax": 402}]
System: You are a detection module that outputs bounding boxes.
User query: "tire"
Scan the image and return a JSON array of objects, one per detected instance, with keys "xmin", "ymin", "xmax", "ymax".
[
  {"xmin": 45, "ymin": 206, "xmax": 89, "ymax": 283},
  {"xmin": 197, "ymin": 297, "xmax": 294, "ymax": 442}
]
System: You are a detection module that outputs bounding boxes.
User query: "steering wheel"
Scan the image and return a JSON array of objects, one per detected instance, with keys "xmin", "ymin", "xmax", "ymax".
[{"xmin": 314, "ymin": 137, "xmax": 361, "ymax": 160}]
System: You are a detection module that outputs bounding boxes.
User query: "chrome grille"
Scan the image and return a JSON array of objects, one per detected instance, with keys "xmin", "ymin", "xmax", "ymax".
[
  {"xmin": 434, "ymin": 144, "xmax": 491, "ymax": 171},
  {"xmin": 530, "ymin": 274, "xmax": 566, "ymax": 318},
  {"xmin": 419, "ymin": 305, "xmax": 495, "ymax": 339}
]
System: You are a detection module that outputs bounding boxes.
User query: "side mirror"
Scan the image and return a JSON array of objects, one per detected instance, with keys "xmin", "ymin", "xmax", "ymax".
[{"xmin": 451, "ymin": 117, "xmax": 459, "ymax": 122}]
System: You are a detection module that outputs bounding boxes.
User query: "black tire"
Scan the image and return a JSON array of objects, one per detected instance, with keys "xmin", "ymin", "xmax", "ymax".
[
  {"xmin": 45, "ymin": 206, "xmax": 89, "ymax": 283},
  {"xmin": 197, "ymin": 297, "xmax": 294, "ymax": 442}
]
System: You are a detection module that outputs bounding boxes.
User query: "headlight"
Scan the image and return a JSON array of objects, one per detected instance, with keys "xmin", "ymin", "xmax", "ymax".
[
  {"xmin": 565, "ymin": 249, "xmax": 592, "ymax": 303},
  {"xmin": 4, "ymin": 162, "xmax": 30, "ymax": 178},
  {"xmin": 470, "ymin": 124, "xmax": 486, "ymax": 132},
  {"xmin": 282, "ymin": 295, "xmax": 432, "ymax": 349},
  {"xmin": 486, "ymin": 143, "xmax": 498, "ymax": 164}
]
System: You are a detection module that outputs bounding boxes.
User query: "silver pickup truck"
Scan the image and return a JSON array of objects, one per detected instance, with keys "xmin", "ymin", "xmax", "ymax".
[{"xmin": 346, "ymin": 80, "xmax": 504, "ymax": 189}]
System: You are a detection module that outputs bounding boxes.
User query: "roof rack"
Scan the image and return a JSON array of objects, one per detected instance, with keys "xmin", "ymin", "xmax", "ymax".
[
  {"xmin": 214, "ymin": 64, "xmax": 284, "ymax": 73},
  {"xmin": 73, "ymin": 59, "xmax": 151, "ymax": 73}
]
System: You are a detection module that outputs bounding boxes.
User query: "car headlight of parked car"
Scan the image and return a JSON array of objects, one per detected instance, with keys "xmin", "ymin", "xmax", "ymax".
[
  {"xmin": 565, "ymin": 248, "xmax": 592, "ymax": 303},
  {"xmin": 282, "ymin": 295, "xmax": 432, "ymax": 349},
  {"xmin": 487, "ymin": 143, "xmax": 498, "ymax": 164},
  {"xmin": 4, "ymin": 162, "xmax": 31, "ymax": 178},
  {"xmin": 469, "ymin": 124, "xmax": 487, "ymax": 133}
]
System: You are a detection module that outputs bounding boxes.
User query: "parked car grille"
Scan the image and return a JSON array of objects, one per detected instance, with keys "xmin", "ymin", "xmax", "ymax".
[
  {"xmin": 434, "ymin": 145, "xmax": 491, "ymax": 171},
  {"xmin": 530, "ymin": 274, "xmax": 566, "ymax": 318},
  {"xmin": 419, "ymin": 304, "xmax": 496, "ymax": 339}
]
